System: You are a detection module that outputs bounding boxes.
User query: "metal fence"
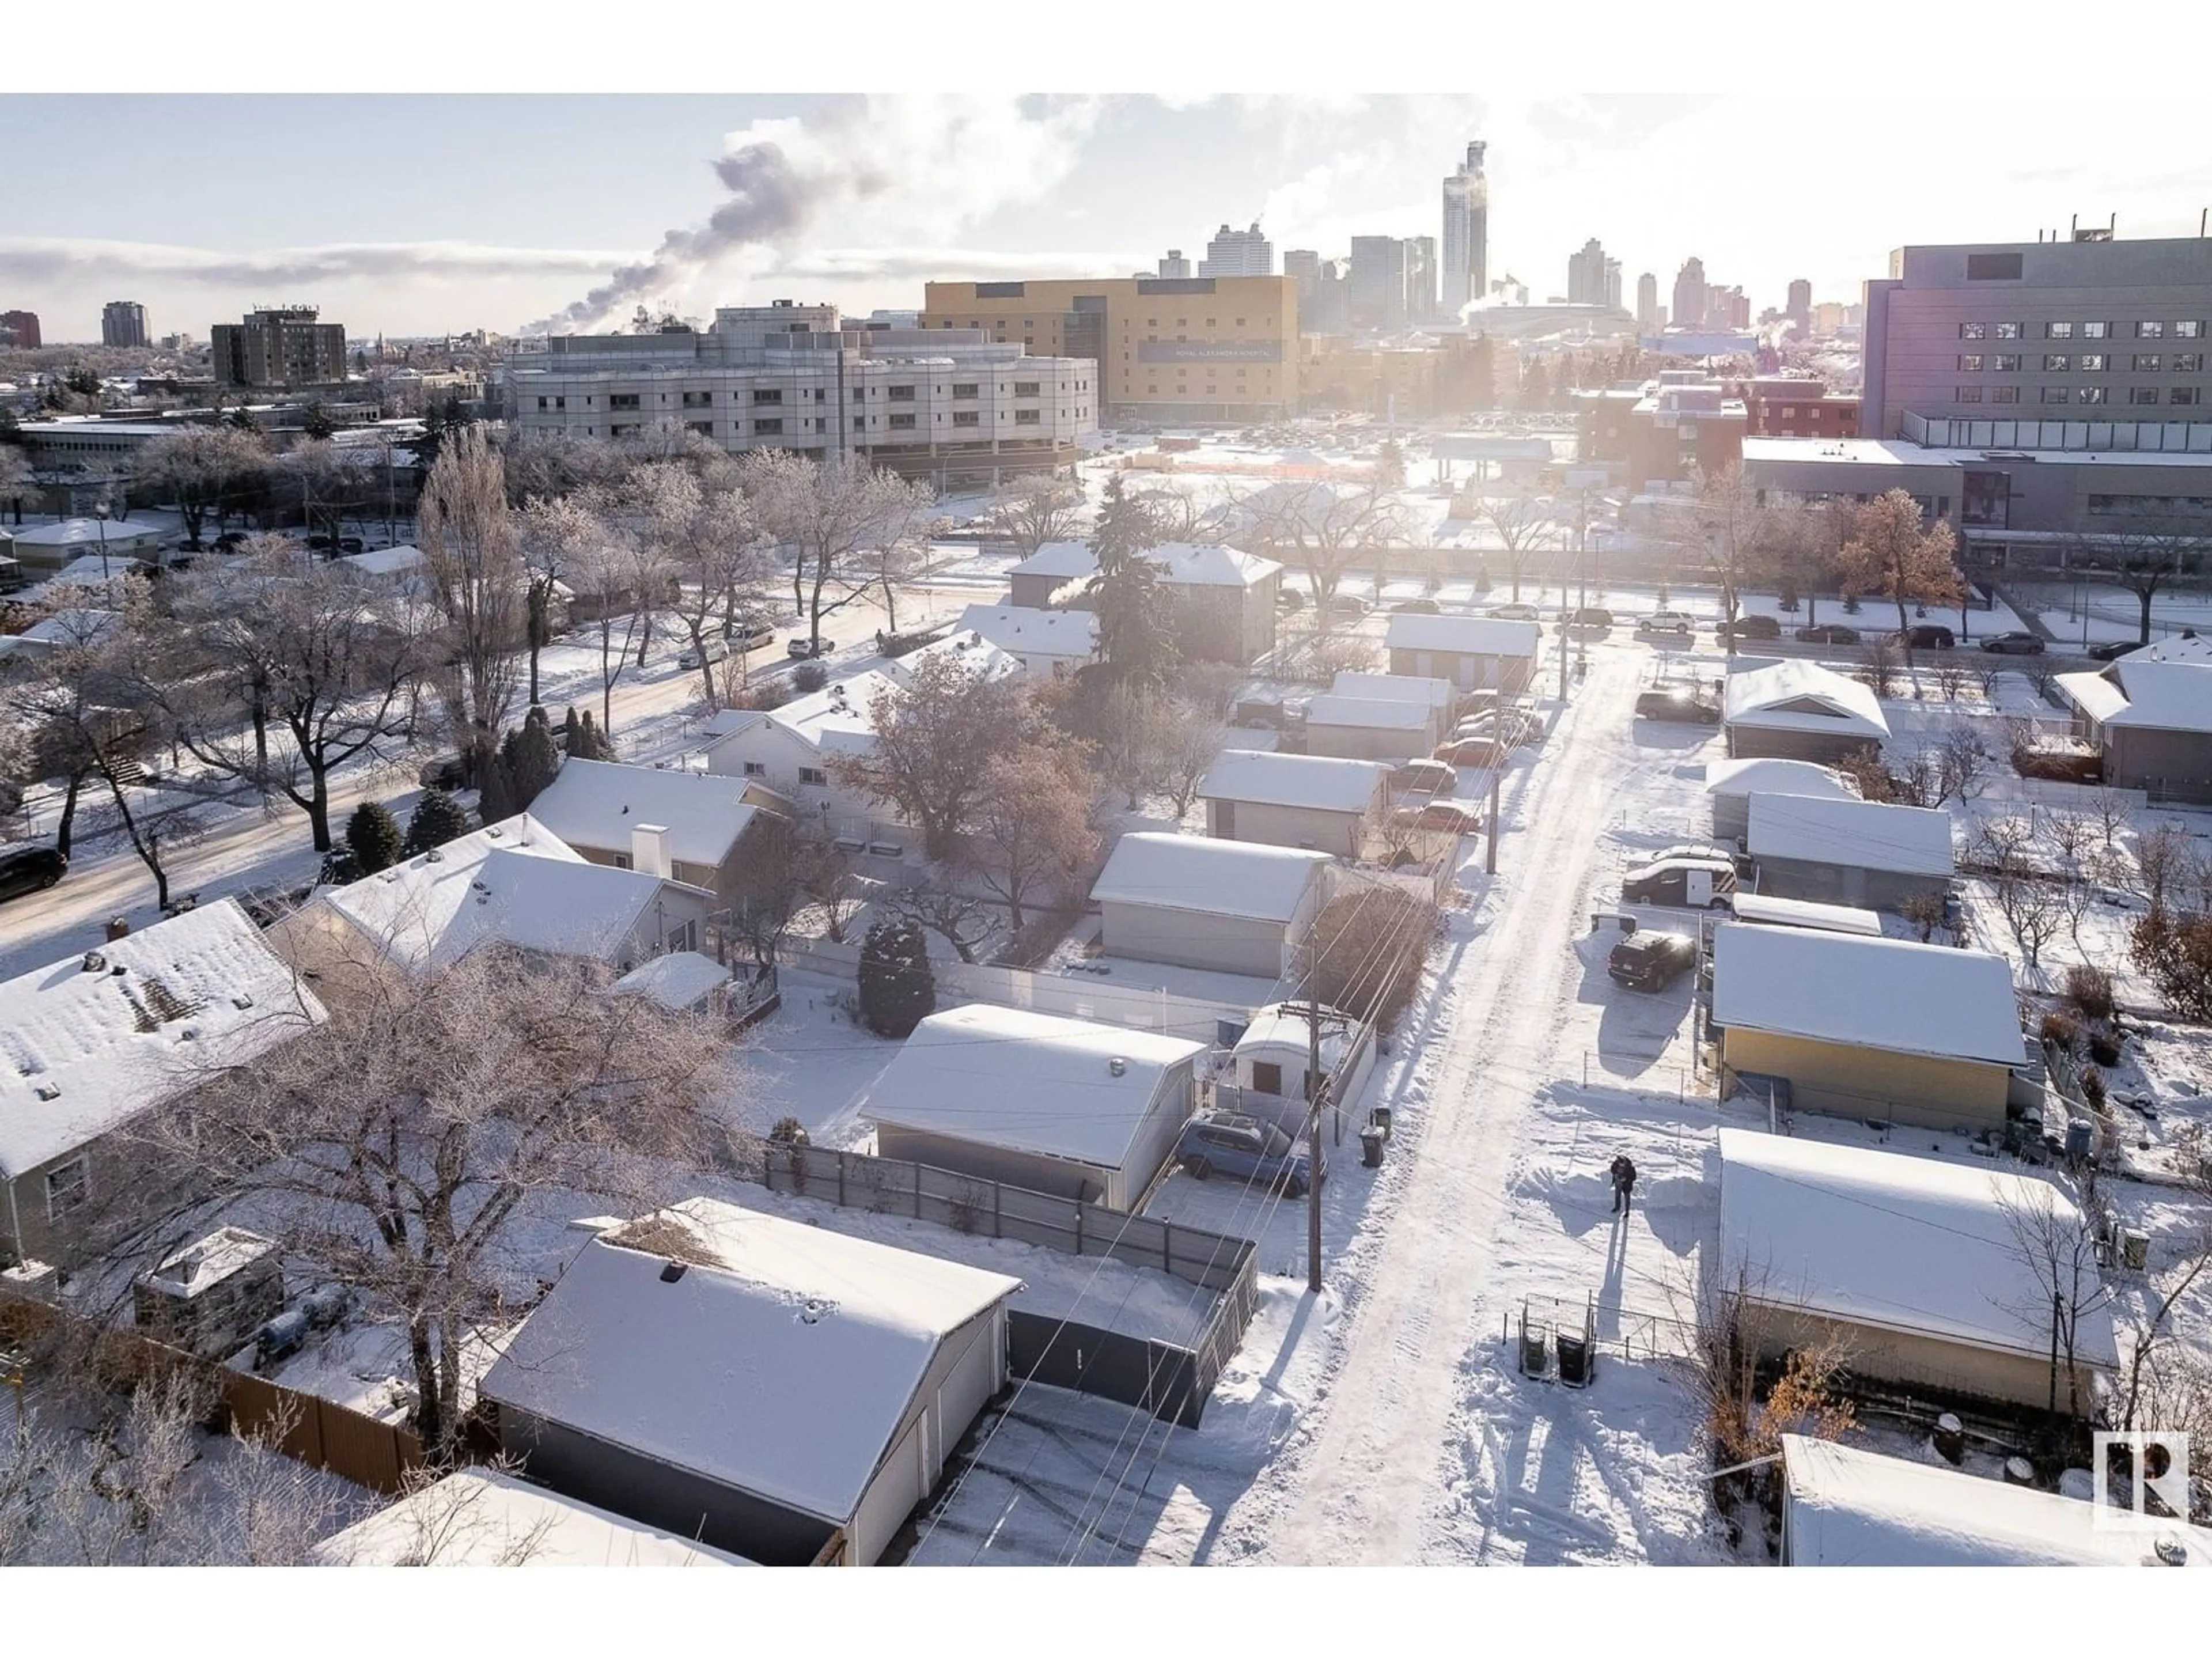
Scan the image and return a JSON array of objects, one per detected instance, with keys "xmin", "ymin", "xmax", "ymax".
[{"xmin": 759, "ymin": 1143, "xmax": 1257, "ymax": 1428}]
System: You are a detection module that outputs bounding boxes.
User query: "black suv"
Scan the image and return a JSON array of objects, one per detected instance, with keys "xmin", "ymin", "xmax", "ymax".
[
  {"xmin": 0, "ymin": 845, "xmax": 67, "ymax": 904},
  {"xmin": 1718, "ymin": 613, "xmax": 1781, "ymax": 642},
  {"xmin": 1608, "ymin": 931, "xmax": 1698, "ymax": 991},
  {"xmin": 1560, "ymin": 606, "xmax": 1615, "ymax": 630},
  {"xmin": 1891, "ymin": 623, "xmax": 1955, "ymax": 650},
  {"xmin": 1634, "ymin": 688, "xmax": 1722, "ymax": 724}
]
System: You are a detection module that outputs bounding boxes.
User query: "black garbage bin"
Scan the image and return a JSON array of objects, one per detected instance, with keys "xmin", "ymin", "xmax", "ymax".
[
  {"xmin": 1556, "ymin": 1331, "xmax": 1592, "ymax": 1387},
  {"xmin": 1359, "ymin": 1127, "xmax": 1385, "ymax": 1168}
]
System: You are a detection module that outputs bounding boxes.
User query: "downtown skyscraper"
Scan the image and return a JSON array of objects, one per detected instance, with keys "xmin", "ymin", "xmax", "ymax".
[{"xmin": 1441, "ymin": 141, "xmax": 1487, "ymax": 318}]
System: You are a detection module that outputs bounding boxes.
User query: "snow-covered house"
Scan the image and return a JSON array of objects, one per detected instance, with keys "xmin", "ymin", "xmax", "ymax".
[
  {"xmin": 336, "ymin": 543, "xmax": 429, "ymax": 594},
  {"xmin": 1198, "ymin": 749, "xmax": 1393, "ymax": 858},
  {"xmin": 275, "ymin": 814, "xmax": 717, "ymax": 994},
  {"xmin": 1329, "ymin": 669, "xmax": 1459, "ymax": 715},
  {"xmin": 1005, "ymin": 540, "xmax": 1097, "ymax": 609},
  {"xmin": 953, "ymin": 603, "xmax": 1099, "ymax": 678},
  {"xmin": 480, "ymin": 1199, "xmax": 1021, "ymax": 1566},
  {"xmin": 1703, "ymin": 756, "xmax": 1855, "ymax": 843},
  {"xmin": 699, "ymin": 671, "xmax": 911, "ymax": 851},
  {"xmin": 1090, "ymin": 831, "xmax": 1335, "ymax": 978},
  {"xmin": 1005, "ymin": 540, "xmax": 1282, "ymax": 663},
  {"xmin": 0, "ymin": 901, "xmax": 326, "ymax": 1265},
  {"xmin": 1721, "ymin": 658, "xmax": 1889, "ymax": 764},
  {"xmin": 1711, "ymin": 924, "xmax": 2022, "ymax": 1130},
  {"xmin": 317, "ymin": 1468, "xmax": 759, "ymax": 1567},
  {"xmin": 6, "ymin": 516, "xmax": 164, "ymax": 571},
  {"xmin": 1779, "ymin": 1435, "xmax": 2212, "ymax": 1568},
  {"xmin": 1301, "ymin": 692, "xmax": 1440, "ymax": 763},
  {"xmin": 1720, "ymin": 1129, "xmax": 2120, "ymax": 1410},
  {"xmin": 1745, "ymin": 793, "xmax": 1953, "ymax": 911},
  {"xmin": 865, "ymin": 1005, "xmax": 1206, "ymax": 1209},
  {"xmin": 1384, "ymin": 613, "xmax": 1540, "ymax": 692},
  {"xmin": 2056, "ymin": 649, "xmax": 2212, "ymax": 800},
  {"xmin": 526, "ymin": 757, "xmax": 780, "ymax": 902}
]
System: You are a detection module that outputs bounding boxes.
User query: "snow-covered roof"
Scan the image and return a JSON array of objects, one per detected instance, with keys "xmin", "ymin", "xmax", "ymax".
[
  {"xmin": 1330, "ymin": 669, "xmax": 1457, "ymax": 710},
  {"xmin": 1747, "ymin": 793, "xmax": 1955, "ymax": 877},
  {"xmin": 338, "ymin": 544, "xmax": 425, "ymax": 579},
  {"xmin": 480, "ymin": 1198, "xmax": 1021, "ymax": 1528},
  {"xmin": 1304, "ymin": 692, "xmax": 1433, "ymax": 732},
  {"xmin": 1722, "ymin": 658, "xmax": 1889, "ymax": 739},
  {"xmin": 314, "ymin": 814, "xmax": 679, "ymax": 973},
  {"xmin": 1703, "ymin": 756, "xmax": 1855, "ymax": 802},
  {"xmin": 1719, "ymin": 1128, "xmax": 2119, "ymax": 1366},
  {"xmin": 317, "ymin": 1468, "xmax": 757, "ymax": 1567},
  {"xmin": 528, "ymin": 759, "xmax": 759, "ymax": 870},
  {"xmin": 865, "ymin": 1003, "xmax": 1206, "ymax": 1171},
  {"xmin": 696, "ymin": 707, "xmax": 756, "ymax": 740},
  {"xmin": 1234, "ymin": 1002, "xmax": 1355, "ymax": 1073},
  {"xmin": 2058, "ymin": 658, "xmax": 2212, "ymax": 734},
  {"xmin": 138, "ymin": 1226, "xmax": 276, "ymax": 1301},
  {"xmin": 35, "ymin": 556, "xmax": 149, "ymax": 592},
  {"xmin": 1197, "ymin": 749, "xmax": 1391, "ymax": 815},
  {"xmin": 1005, "ymin": 540, "xmax": 1280, "ymax": 589},
  {"xmin": 613, "ymin": 950, "xmax": 730, "ymax": 1013},
  {"xmin": 10, "ymin": 518, "xmax": 164, "ymax": 550},
  {"xmin": 1384, "ymin": 612, "xmax": 1542, "ymax": 658},
  {"xmin": 1008, "ymin": 540, "xmax": 1097, "ymax": 579},
  {"xmin": 955, "ymin": 603, "xmax": 1100, "ymax": 662},
  {"xmin": 2130, "ymin": 632, "xmax": 2212, "ymax": 664},
  {"xmin": 1726, "ymin": 893, "xmax": 1884, "ymax": 937},
  {"xmin": 760, "ymin": 671, "xmax": 899, "ymax": 757},
  {"xmin": 1091, "ymin": 831, "xmax": 1333, "ymax": 923},
  {"xmin": 0, "ymin": 900, "xmax": 327, "ymax": 1179},
  {"xmin": 1781, "ymin": 1436, "xmax": 2210, "ymax": 1567},
  {"xmin": 1711, "ymin": 923, "xmax": 2018, "ymax": 1065},
  {"xmin": 881, "ymin": 630, "xmax": 1021, "ymax": 688}
]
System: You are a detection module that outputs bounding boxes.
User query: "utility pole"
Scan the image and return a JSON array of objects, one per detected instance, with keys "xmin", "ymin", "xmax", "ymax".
[
  {"xmin": 1485, "ymin": 767, "xmax": 1501, "ymax": 875},
  {"xmin": 1305, "ymin": 987, "xmax": 1325, "ymax": 1296}
]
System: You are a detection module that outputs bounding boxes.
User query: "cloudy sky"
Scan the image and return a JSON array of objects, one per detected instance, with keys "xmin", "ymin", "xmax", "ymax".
[{"xmin": 5, "ymin": 91, "xmax": 2207, "ymax": 343}]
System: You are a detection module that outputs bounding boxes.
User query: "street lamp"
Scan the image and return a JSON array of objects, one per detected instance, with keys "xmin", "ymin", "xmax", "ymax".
[{"xmin": 93, "ymin": 499, "xmax": 111, "ymax": 580}]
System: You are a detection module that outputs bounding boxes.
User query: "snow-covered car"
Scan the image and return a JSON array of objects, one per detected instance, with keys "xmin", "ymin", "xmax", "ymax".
[
  {"xmin": 787, "ymin": 636, "xmax": 836, "ymax": 659},
  {"xmin": 1390, "ymin": 758, "xmax": 1459, "ymax": 797}
]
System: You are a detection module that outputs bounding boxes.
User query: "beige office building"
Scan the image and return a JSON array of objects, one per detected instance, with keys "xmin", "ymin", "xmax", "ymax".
[{"xmin": 922, "ymin": 275, "xmax": 1298, "ymax": 425}]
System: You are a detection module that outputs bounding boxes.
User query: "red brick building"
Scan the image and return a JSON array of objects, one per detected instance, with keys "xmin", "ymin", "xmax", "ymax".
[{"xmin": 1736, "ymin": 376, "xmax": 1860, "ymax": 439}]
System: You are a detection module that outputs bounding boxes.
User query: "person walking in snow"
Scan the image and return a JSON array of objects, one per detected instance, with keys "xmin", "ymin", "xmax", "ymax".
[{"xmin": 1610, "ymin": 1154, "xmax": 1637, "ymax": 1216}]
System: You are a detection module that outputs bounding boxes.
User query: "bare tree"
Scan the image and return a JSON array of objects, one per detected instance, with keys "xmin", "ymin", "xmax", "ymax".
[
  {"xmin": 116, "ymin": 943, "xmax": 743, "ymax": 1460},
  {"xmin": 274, "ymin": 439, "xmax": 372, "ymax": 545},
  {"xmin": 1838, "ymin": 488, "xmax": 1966, "ymax": 690},
  {"xmin": 2067, "ymin": 506, "xmax": 2212, "ymax": 647},
  {"xmin": 1239, "ymin": 477, "xmax": 1405, "ymax": 621},
  {"xmin": 498, "ymin": 428, "xmax": 630, "ymax": 509},
  {"xmin": 831, "ymin": 650, "xmax": 1041, "ymax": 860},
  {"xmin": 1158, "ymin": 699, "xmax": 1228, "ymax": 819},
  {"xmin": 631, "ymin": 463, "xmax": 768, "ymax": 710},
  {"xmin": 2, "ymin": 584, "xmax": 142, "ymax": 858},
  {"xmin": 2130, "ymin": 820, "xmax": 2195, "ymax": 911},
  {"xmin": 737, "ymin": 450, "xmax": 934, "ymax": 654},
  {"xmin": 514, "ymin": 491, "xmax": 601, "ymax": 707},
  {"xmin": 970, "ymin": 742, "xmax": 1099, "ymax": 934},
  {"xmin": 1469, "ymin": 485, "xmax": 1553, "ymax": 604},
  {"xmin": 2093, "ymin": 787, "xmax": 2133, "ymax": 853},
  {"xmin": 1995, "ymin": 1181, "xmax": 2105, "ymax": 1422},
  {"xmin": 987, "ymin": 471, "xmax": 1089, "ymax": 558},
  {"xmin": 321, "ymin": 1464, "xmax": 556, "ymax": 1566},
  {"xmin": 418, "ymin": 426, "xmax": 525, "ymax": 784},
  {"xmin": 885, "ymin": 882, "xmax": 997, "ymax": 965},
  {"xmin": 130, "ymin": 425, "xmax": 267, "ymax": 548},
  {"xmin": 1127, "ymin": 478, "xmax": 1231, "ymax": 544},
  {"xmin": 565, "ymin": 524, "xmax": 643, "ymax": 733}
]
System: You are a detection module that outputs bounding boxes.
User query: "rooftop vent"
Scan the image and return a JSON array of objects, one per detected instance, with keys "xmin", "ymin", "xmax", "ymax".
[
  {"xmin": 485, "ymin": 825, "xmax": 503, "ymax": 838},
  {"xmin": 82, "ymin": 950, "xmax": 107, "ymax": 974},
  {"xmin": 471, "ymin": 880, "xmax": 488, "ymax": 893},
  {"xmin": 1108, "ymin": 1056, "xmax": 1127, "ymax": 1077},
  {"xmin": 423, "ymin": 849, "xmax": 444, "ymax": 863},
  {"xmin": 33, "ymin": 1083, "xmax": 60, "ymax": 1102},
  {"xmin": 658, "ymin": 1262, "xmax": 687, "ymax": 1284}
]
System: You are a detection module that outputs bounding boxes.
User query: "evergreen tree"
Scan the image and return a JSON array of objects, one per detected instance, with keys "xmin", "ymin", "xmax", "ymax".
[
  {"xmin": 502, "ymin": 706, "xmax": 564, "ymax": 810},
  {"xmin": 577, "ymin": 709, "xmax": 615, "ymax": 761},
  {"xmin": 344, "ymin": 801, "xmax": 406, "ymax": 875},
  {"xmin": 857, "ymin": 919, "xmax": 935, "ymax": 1038},
  {"xmin": 301, "ymin": 401, "xmax": 336, "ymax": 441},
  {"xmin": 1084, "ymin": 474, "xmax": 1177, "ymax": 688},
  {"xmin": 403, "ymin": 786, "xmax": 472, "ymax": 857},
  {"xmin": 1375, "ymin": 438, "xmax": 1407, "ymax": 489},
  {"xmin": 477, "ymin": 752, "xmax": 517, "ymax": 823},
  {"xmin": 562, "ymin": 706, "xmax": 589, "ymax": 760},
  {"xmin": 226, "ymin": 404, "xmax": 260, "ymax": 434}
]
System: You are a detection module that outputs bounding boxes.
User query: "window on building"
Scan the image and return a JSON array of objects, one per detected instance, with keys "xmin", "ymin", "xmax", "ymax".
[
  {"xmin": 686, "ymin": 420, "xmax": 713, "ymax": 435},
  {"xmin": 2080, "ymin": 354, "xmax": 2108, "ymax": 372},
  {"xmin": 2131, "ymin": 387, "xmax": 2162, "ymax": 405},
  {"xmin": 752, "ymin": 388, "xmax": 783, "ymax": 404},
  {"xmin": 1990, "ymin": 387, "xmax": 2020, "ymax": 404},
  {"xmin": 1994, "ymin": 321, "xmax": 2022, "ymax": 339},
  {"xmin": 2177, "ymin": 320, "xmax": 2205, "ymax": 339},
  {"xmin": 2040, "ymin": 387, "xmax": 2071, "ymax": 404},
  {"xmin": 2083, "ymin": 321, "xmax": 2111, "ymax": 339},
  {"xmin": 45, "ymin": 1157, "xmax": 88, "ymax": 1220},
  {"xmin": 2078, "ymin": 387, "xmax": 2108, "ymax": 404},
  {"xmin": 753, "ymin": 418, "xmax": 783, "ymax": 434},
  {"xmin": 1993, "ymin": 354, "xmax": 2021, "ymax": 372},
  {"xmin": 2136, "ymin": 355, "xmax": 2164, "ymax": 372},
  {"xmin": 888, "ymin": 412, "xmax": 917, "ymax": 429},
  {"xmin": 887, "ymin": 384, "xmax": 916, "ymax": 401},
  {"xmin": 741, "ymin": 762, "xmax": 766, "ymax": 778},
  {"xmin": 949, "ymin": 382, "xmax": 979, "ymax": 400},
  {"xmin": 682, "ymin": 391, "xmax": 713, "ymax": 407},
  {"xmin": 1959, "ymin": 322, "xmax": 1987, "ymax": 340},
  {"xmin": 1014, "ymin": 409, "xmax": 1041, "ymax": 425},
  {"xmin": 813, "ymin": 417, "xmax": 827, "ymax": 432},
  {"xmin": 536, "ymin": 396, "xmax": 548, "ymax": 410},
  {"xmin": 2044, "ymin": 354, "xmax": 2071, "ymax": 371},
  {"xmin": 1955, "ymin": 387, "xmax": 1984, "ymax": 403},
  {"xmin": 611, "ymin": 423, "xmax": 639, "ymax": 437},
  {"xmin": 1014, "ymin": 381, "xmax": 1040, "ymax": 397},
  {"xmin": 798, "ymin": 767, "xmax": 828, "ymax": 787},
  {"xmin": 609, "ymin": 393, "xmax": 639, "ymax": 410},
  {"xmin": 555, "ymin": 396, "xmax": 566, "ymax": 410},
  {"xmin": 1958, "ymin": 354, "xmax": 1984, "ymax": 372},
  {"xmin": 2176, "ymin": 387, "xmax": 2205, "ymax": 406},
  {"xmin": 953, "ymin": 411, "xmax": 981, "ymax": 427},
  {"xmin": 2046, "ymin": 321, "xmax": 2074, "ymax": 339},
  {"xmin": 813, "ymin": 388, "xmax": 826, "ymax": 402},
  {"xmin": 2138, "ymin": 321, "xmax": 2167, "ymax": 339}
]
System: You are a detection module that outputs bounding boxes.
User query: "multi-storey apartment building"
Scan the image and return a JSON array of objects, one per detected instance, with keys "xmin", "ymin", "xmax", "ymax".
[
  {"xmin": 101, "ymin": 301, "xmax": 150, "ymax": 349},
  {"xmin": 211, "ymin": 306, "xmax": 348, "ymax": 389},
  {"xmin": 507, "ymin": 302, "xmax": 1094, "ymax": 488},
  {"xmin": 921, "ymin": 276, "xmax": 1296, "ymax": 425}
]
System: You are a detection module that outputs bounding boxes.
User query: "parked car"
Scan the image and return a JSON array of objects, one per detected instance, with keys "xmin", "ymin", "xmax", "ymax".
[
  {"xmin": 2087, "ymin": 638, "xmax": 2144, "ymax": 661},
  {"xmin": 1633, "ymin": 688, "xmax": 1722, "ymax": 725},
  {"xmin": 1487, "ymin": 602, "xmax": 1541, "ymax": 622},
  {"xmin": 1650, "ymin": 841, "xmax": 1738, "ymax": 868},
  {"xmin": 1794, "ymin": 624, "xmax": 1861, "ymax": 645},
  {"xmin": 1451, "ymin": 710, "xmax": 1501, "ymax": 740},
  {"xmin": 1176, "ymin": 1113, "xmax": 1320, "ymax": 1198},
  {"xmin": 1434, "ymin": 736, "xmax": 1509, "ymax": 768},
  {"xmin": 1638, "ymin": 609, "xmax": 1697, "ymax": 637},
  {"xmin": 787, "ymin": 636, "xmax": 835, "ymax": 658},
  {"xmin": 1608, "ymin": 931, "xmax": 1699, "ymax": 992},
  {"xmin": 1325, "ymin": 593, "xmax": 1372, "ymax": 620},
  {"xmin": 1717, "ymin": 612, "xmax": 1781, "ymax": 641},
  {"xmin": 1559, "ymin": 606, "xmax": 1615, "ymax": 631},
  {"xmin": 1516, "ymin": 709, "xmax": 1550, "ymax": 744},
  {"xmin": 418, "ymin": 755, "xmax": 468, "ymax": 790},
  {"xmin": 1889, "ymin": 623, "xmax": 1956, "ymax": 650},
  {"xmin": 1394, "ymin": 798, "xmax": 1483, "ymax": 836},
  {"xmin": 0, "ymin": 844, "xmax": 67, "ymax": 904},
  {"xmin": 1622, "ymin": 856, "xmax": 1737, "ymax": 908},
  {"xmin": 1276, "ymin": 588, "xmax": 1306, "ymax": 611},
  {"xmin": 678, "ymin": 635, "xmax": 729, "ymax": 670},
  {"xmin": 722, "ymin": 619, "xmax": 777, "ymax": 652},
  {"xmin": 1391, "ymin": 758, "xmax": 1459, "ymax": 797},
  {"xmin": 337, "ymin": 537, "xmax": 366, "ymax": 555},
  {"xmin": 213, "ymin": 530, "xmax": 248, "ymax": 550},
  {"xmin": 1391, "ymin": 597, "xmax": 1442, "ymax": 615},
  {"xmin": 1980, "ymin": 631, "xmax": 2046, "ymax": 655}
]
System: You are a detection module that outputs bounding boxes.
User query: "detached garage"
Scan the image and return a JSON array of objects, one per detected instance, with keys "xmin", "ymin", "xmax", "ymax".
[
  {"xmin": 1092, "ymin": 831, "xmax": 1335, "ymax": 978},
  {"xmin": 482, "ymin": 1199, "xmax": 1022, "ymax": 1567},
  {"xmin": 1746, "ymin": 793, "xmax": 1954, "ymax": 912},
  {"xmin": 1384, "ymin": 613, "xmax": 1539, "ymax": 692},
  {"xmin": 1704, "ymin": 756, "xmax": 1855, "ymax": 843},
  {"xmin": 1301, "ymin": 693, "xmax": 1438, "ymax": 763},
  {"xmin": 1722, "ymin": 658, "xmax": 1889, "ymax": 764}
]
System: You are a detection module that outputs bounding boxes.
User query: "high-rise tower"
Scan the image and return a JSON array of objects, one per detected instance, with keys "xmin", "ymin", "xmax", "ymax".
[{"xmin": 1441, "ymin": 141, "xmax": 1488, "ymax": 317}]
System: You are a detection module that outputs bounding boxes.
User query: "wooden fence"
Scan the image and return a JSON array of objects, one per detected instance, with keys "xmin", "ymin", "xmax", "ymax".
[{"xmin": 760, "ymin": 1144, "xmax": 1257, "ymax": 1426}]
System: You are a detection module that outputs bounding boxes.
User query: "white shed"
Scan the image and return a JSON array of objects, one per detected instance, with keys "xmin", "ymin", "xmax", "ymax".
[
  {"xmin": 1302, "ymin": 693, "xmax": 1439, "ymax": 763},
  {"xmin": 1091, "ymin": 831, "xmax": 1335, "ymax": 977},
  {"xmin": 1197, "ymin": 749, "xmax": 1392, "ymax": 858}
]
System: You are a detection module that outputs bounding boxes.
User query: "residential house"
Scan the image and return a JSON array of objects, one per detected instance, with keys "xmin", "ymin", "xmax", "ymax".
[
  {"xmin": 1745, "ymin": 793, "xmax": 1953, "ymax": 911},
  {"xmin": 526, "ymin": 758, "xmax": 783, "ymax": 904},
  {"xmin": 6, "ymin": 517, "xmax": 165, "ymax": 572},
  {"xmin": 1301, "ymin": 692, "xmax": 1439, "ymax": 763},
  {"xmin": 1718, "ymin": 1128, "xmax": 2118, "ymax": 1410},
  {"xmin": 336, "ymin": 544, "xmax": 429, "ymax": 593},
  {"xmin": 1722, "ymin": 658, "xmax": 1889, "ymax": 764},
  {"xmin": 2056, "ymin": 641, "xmax": 2212, "ymax": 800},
  {"xmin": 1091, "ymin": 831, "xmax": 1335, "ymax": 978},
  {"xmin": 1198, "ymin": 749, "xmax": 1393, "ymax": 858},
  {"xmin": 699, "ymin": 671, "xmax": 912, "ymax": 851},
  {"xmin": 1005, "ymin": 540, "xmax": 1097, "ymax": 609},
  {"xmin": 1703, "ymin": 755, "xmax": 1856, "ymax": 843},
  {"xmin": 273, "ymin": 814, "xmax": 717, "ymax": 997},
  {"xmin": 316, "ymin": 1468, "xmax": 759, "ymax": 1567},
  {"xmin": 953, "ymin": 603, "xmax": 1099, "ymax": 679},
  {"xmin": 481, "ymin": 1199, "xmax": 1021, "ymax": 1566},
  {"xmin": 0, "ymin": 901, "xmax": 326, "ymax": 1266},
  {"xmin": 1778, "ymin": 1435, "xmax": 2212, "ymax": 1568},
  {"xmin": 865, "ymin": 1004, "xmax": 1206, "ymax": 1209},
  {"xmin": 1711, "ymin": 924, "xmax": 2023, "ymax": 1130},
  {"xmin": 1004, "ymin": 540, "xmax": 1283, "ymax": 664},
  {"xmin": 1384, "ymin": 613, "xmax": 1540, "ymax": 692}
]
